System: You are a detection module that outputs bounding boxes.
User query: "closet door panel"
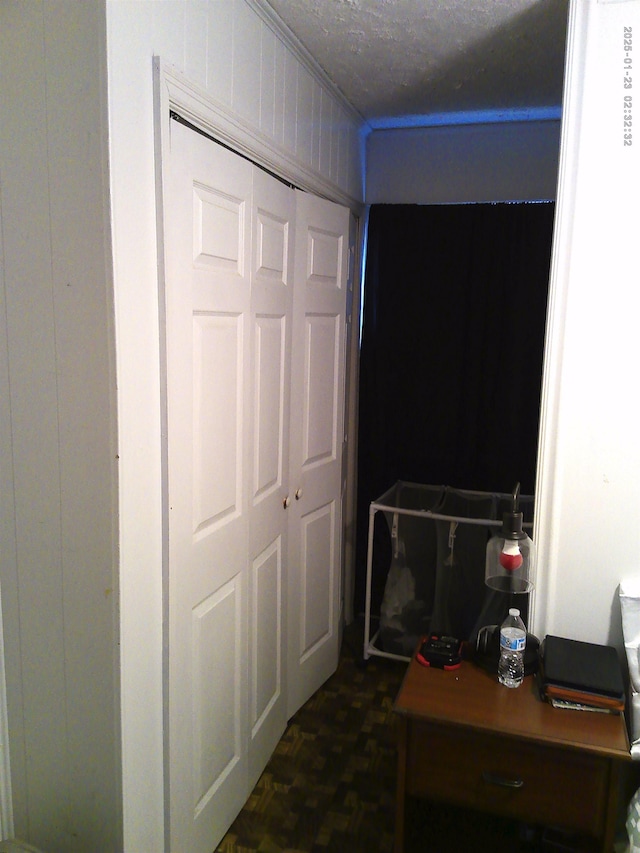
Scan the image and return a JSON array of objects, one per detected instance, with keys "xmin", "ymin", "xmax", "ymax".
[
  {"xmin": 248, "ymin": 168, "xmax": 294, "ymax": 785},
  {"xmin": 192, "ymin": 312, "xmax": 242, "ymax": 530},
  {"xmin": 165, "ymin": 121, "xmax": 252, "ymax": 853},
  {"xmin": 253, "ymin": 314, "xmax": 285, "ymax": 497},
  {"xmin": 299, "ymin": 500, "xmax": 335, "ymax": 652},
  {"xmin": 288, "ymin": 190, "xmax": 349, "ymax": 718},
  {"xmin": 191, "ymin": 578, "xmax": 242, "ymax": 803},
  {"xmin": 302, "ymin": 313, "xmax": 341, "ymax": 465},
  {"xmin": 251, "ymin": 536, "xmax": 282, "ymax": 733}
]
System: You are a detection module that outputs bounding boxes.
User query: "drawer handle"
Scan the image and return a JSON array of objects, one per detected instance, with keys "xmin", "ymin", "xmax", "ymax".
[{"xmin": 482, "ymin": 771, "xmax": 524, "ymax": 789}]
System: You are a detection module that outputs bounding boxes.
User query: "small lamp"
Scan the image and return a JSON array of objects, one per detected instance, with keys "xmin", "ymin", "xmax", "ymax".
[
  {"xmin": 474, "ymin": 483, "xmax": 539, "ymax": 674},
  {"xmin": 485, "ymin": 483, "xmax": 534, "ymax": 594}
]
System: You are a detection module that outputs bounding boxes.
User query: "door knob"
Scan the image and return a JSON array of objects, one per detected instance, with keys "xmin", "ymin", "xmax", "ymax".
[
  {"xmin": 283, "ymin": 496, "xmax": 291, "ymax": 509},
  {"xmin": 295, "ymin": 488, "xmax": 303, "ymax": 500}
]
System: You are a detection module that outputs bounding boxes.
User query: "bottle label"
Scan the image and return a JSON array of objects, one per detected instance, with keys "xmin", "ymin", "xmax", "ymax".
[{"xmin": 500, "ymin": 629, "xmax": 526, "ymax": 652}]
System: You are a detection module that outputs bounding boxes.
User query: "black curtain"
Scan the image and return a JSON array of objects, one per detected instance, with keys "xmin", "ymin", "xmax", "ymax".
[{"xmin": 355, "ymin": 203, "xmax": 555, "ymax": 618}]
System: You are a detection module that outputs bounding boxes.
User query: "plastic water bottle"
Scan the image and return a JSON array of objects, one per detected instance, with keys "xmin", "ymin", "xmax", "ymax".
[{"xmin": 498, "ymin": 608, "xmax": 526, "ymax": 688}]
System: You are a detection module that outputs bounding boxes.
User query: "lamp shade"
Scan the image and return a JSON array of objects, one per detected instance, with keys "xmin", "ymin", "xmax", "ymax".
[
  {"xmin": 485, "ymin": 484, "xmax": 534, "ymax": 593},
  {"xmin": 485, "ymin": 529, "xmax": 534, "ymax": 593}
]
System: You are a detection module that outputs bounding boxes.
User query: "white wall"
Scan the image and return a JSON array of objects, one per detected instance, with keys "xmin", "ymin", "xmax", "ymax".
[
  {"xmin": 105, "ymin": 2, "xmax": 362, "ymax": 850},
  {"xmin": 533, "ymin": 0, "xmax": 640, "ymax": 647},
  {"xmin": 366, "ymin": 119, "xmax": 561, "ymax": 204},
  {"xmin": 0, "ymin": 2, "xmax": 120, "ymax": 850}
]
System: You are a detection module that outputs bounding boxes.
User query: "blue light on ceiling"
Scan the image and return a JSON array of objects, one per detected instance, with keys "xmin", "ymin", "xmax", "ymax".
[{"xmin": 364, "ymin": 106, "xmax": 562, "ymax": 133}]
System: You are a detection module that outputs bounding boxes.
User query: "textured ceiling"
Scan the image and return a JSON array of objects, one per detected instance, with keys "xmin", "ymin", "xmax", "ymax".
[{"xmin": 264, "ymin": 0, "xmax": 569, "ymax": 125}]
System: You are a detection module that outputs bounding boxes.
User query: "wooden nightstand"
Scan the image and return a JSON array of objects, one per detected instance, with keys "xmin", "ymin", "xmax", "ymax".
[{"xmin": 393, "ymin": 653, "xmax": 631, "ymax": 852}]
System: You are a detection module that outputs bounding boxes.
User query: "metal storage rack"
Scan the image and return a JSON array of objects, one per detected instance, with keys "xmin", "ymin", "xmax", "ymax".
[{"xmin": 363, "ymin": 480, "xmax": 534, "ymax": 663}]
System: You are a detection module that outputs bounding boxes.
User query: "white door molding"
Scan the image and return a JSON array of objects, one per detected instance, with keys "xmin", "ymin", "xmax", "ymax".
[
  {"xmin": 530, "ymin": 0, "xmax": 591, "ymax": 637},
  {"xmin": 154, "ymin": 57, "xmax": 358, "ymax": 850},
  {"xmin": 153, "ymin": 58, "xmax": 362, "ymax": 214},
  {"xmin": 0, "ymin": 585, "xmax": 13, "ymax": 841}
]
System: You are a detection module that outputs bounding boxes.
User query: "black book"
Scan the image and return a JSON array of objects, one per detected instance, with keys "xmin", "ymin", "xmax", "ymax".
[{"xmin": 541, "ymin": 635, "xmax": 625, "ymax": 702}]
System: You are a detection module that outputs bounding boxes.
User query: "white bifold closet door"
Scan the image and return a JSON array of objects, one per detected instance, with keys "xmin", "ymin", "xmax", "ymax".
[
  {"xmin": 287, "ymin": 189, "xmax": 349, "ymax": 718},
  {"xmin": 163, "ymin": 118, "xmax": 349, "ymax": 853}
]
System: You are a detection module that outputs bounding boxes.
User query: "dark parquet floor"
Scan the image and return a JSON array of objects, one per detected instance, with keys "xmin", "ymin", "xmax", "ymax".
[{"xmin": 214, "ymin": 619, "xmax": 595, "ymax": 853}]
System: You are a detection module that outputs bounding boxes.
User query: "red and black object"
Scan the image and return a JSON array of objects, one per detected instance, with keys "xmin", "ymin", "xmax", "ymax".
[{"xmin": 416, "ymin": 634, "xmax": 462, "ymax": 670}]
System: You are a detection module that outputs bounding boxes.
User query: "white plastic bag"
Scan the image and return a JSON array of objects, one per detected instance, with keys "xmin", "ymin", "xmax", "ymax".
[
  {"xmin": 620, "ymin": 580, "xmax": 640, "ymax": 758},
  {"xmin": 380, "ymin": 538, "xmax": 415, "ymax": 632}
]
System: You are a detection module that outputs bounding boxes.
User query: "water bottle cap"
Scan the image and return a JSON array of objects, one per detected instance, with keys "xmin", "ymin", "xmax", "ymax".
[{"xmin": 509, "ymin": 608, "xmax": 520, "ymax": 617}]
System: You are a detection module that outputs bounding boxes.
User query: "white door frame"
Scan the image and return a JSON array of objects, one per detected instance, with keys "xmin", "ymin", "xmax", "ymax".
[
  {"xmin": 152, "ymin": 57, "xmax": 364, "ymax": 843},
  {"xmin": 0, "ymin": 585, "xmax": 13, "ymax": 841},
  {"xmin": 153, "ymin": 60, "xmax": 361, "ymax": 212}
]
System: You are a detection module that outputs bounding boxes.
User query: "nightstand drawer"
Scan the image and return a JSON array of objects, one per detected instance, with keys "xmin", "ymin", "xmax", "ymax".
[{"xmin": 406, "ymin": 720, "xmax": 609, "ymax": 835}]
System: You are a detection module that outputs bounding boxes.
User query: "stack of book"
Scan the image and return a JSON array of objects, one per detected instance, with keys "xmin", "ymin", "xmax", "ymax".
[{"xmin": 539, "ymin": 635, "xmax": 626, "ymax": 713}]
